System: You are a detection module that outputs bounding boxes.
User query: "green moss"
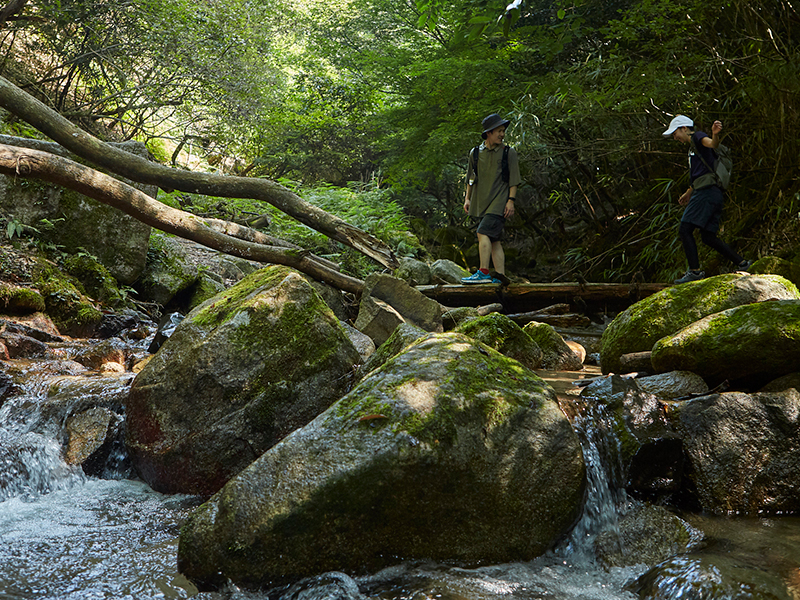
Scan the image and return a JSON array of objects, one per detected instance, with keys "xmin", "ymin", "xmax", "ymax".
[
  {"xmin": 0, "ymin": 282, "xmax": 46, "ymax": 313},
  {"xmin": 190, "ymin": 266, "xmax": 293, "ymax": 329},
  {"xmin": 333, "ymin": 334, "xmax": 549, "ymax": 447},
  {"xmin": 32, "ymin": 257, "xmax": 102, "ymax": 333},
  {"xmin": 601, "ymin": 273, "xmax": 800, "ymax": 372},
  {"xmin": 62, "ymin": 253, "xmax": 127, "ymax": 308}
]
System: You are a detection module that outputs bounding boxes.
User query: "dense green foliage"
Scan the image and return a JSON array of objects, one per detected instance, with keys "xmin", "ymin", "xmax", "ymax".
[{"xmin": 2, "ymin": 0, "xmax": 799, "ymax": 283}]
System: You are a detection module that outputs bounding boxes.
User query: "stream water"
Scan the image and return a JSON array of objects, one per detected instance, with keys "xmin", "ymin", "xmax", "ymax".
[{"xmin": 1, "ymin": 335, "xmax": 800, "ymax": 600}]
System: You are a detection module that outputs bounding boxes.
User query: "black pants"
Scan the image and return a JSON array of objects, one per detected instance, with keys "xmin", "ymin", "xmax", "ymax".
[{"xmin": 679, "ymin": 221, "xmax": 742, "ymax": 270}]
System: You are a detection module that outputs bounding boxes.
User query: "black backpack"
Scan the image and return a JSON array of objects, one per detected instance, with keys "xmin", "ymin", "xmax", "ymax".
[{"xmin": 471, "ymin": 144, "xmax": 510, "ymax": 184}]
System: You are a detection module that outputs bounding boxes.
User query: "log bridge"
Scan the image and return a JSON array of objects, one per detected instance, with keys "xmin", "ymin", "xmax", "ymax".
[{"xmin": 417, "ymin": 281, "xmax": 670, "ymax": 318}]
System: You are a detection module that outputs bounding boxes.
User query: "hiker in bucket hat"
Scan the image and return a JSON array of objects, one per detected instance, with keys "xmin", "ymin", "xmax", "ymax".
[
  {"xmin": 461, "ymin": 113, "xmax": 521, "ymax": 285},
  {"xmin": 663, "ymin": 114, "xmax": 751, "ymax": 284}
]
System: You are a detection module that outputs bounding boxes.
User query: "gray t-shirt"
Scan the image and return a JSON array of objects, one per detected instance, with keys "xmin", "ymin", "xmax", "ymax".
[{"xmin": 466, "ymin": 143, "xmax": 521, "ymax": 217}]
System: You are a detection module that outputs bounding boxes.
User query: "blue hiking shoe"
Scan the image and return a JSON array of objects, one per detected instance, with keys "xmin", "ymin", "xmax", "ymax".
[
  {"xmin": 738, "ymin": 259, "xmax": 753, "ymax": 272},
  {"xmin": 461, "ymin": 270, "xmax": 501, "ymax": 284}
]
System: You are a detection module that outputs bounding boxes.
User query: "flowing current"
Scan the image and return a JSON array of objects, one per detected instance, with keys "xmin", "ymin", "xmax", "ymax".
[{"xmin": 2, "ymin": 339, "xmax": 800, "ymax": 600}]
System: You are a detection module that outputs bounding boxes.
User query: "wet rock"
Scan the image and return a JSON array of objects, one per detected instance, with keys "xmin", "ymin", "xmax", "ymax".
[
  {"xmin": 636, "ymin": 371, "xmax": 709, "ymax": 400},
  {"xmin": 577, "ymin": 375, "xmax": 679, "ymax": 499},
  {"xmin": 1, "ymin": 315, "xmax": 64, "ymax": 342},
  {"xmin": 178, "ymin": 333, "xmax": 585, "ymax": 589},
  {"xmin": 96, "ymin": 311, "xmax": 140, "ymax": 339},
  {"xmin": 73, "ymin": 338, "xmax": 128, "ymax": 370},
  {"xmin": 523, "ymin": 322, "xmax": 583, "ymax": 371},
  {"xmin": 455, "ymin": 313, "xmax": 543, "ymax": 370},
  {"xmin": 628, "ymin": 554, "xmax": 793, "ymax": 600},
  {"xmin": 147, "ymin": 311, "xmax": 185, "ymax": 353},
  {"xmin": 668, "ymin": 388, "xmax": 800, "ymax": 514},
  {"xmin": 430, "ymin": 259, "xmax": 469, "ymax": 284},
  {"xmin": 599, "ymin": 274, "xmax": 799, "ymax": 375},
  {"xmin": 127, "ymin": 266, "xmax": 361, "ymax": 496},
  {"xmin": 64, "ymin": 407, "xmax": 114, "ymax": 466},
  {"xmin": 281, "ymin": 572, "xmax": 366, "ymax": 600},
  {"xmin": 594, "ymin": 502, "xmax": 703, "ymax": 568},
  {"xmin": 1, "ymin": 332, "xmax": 51, "ymax": 359},
  {"xmin": 651, "ymin": 300, "xmax": 800, "ymax": 387}
]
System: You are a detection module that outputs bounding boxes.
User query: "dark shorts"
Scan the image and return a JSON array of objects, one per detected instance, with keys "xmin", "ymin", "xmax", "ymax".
[
  {"xmin": 476, "ymin": 213, "xmax": 506, "ymax": 242},
  {"xmin": 681, "ymin": 186, "xmax": 724, "ymax": 232}
]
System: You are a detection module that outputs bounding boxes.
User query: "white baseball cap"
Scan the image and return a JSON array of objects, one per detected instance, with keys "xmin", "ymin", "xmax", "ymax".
[{"xmin": 663, "ymin": 115, "xmax": 694, "ymax": 137}]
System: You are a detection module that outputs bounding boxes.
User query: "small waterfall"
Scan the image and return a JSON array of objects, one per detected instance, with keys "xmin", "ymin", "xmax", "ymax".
[{"xmin": 558, "ymin": 399, "xmax": 629, "ymax": 561}]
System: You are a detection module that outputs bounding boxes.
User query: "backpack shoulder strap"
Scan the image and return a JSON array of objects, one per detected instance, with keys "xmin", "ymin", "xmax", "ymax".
[
  {"xmin": 690, "ymin": 136, "xmax": 716, "ymax": 174},
  {"xmin": 502, "ymin": 145, "xmax": 510, "ymax": 183}
]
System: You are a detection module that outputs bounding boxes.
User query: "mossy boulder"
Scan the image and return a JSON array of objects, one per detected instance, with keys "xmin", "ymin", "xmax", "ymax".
[
  {"xmin": 126, "ymin": 266, "xmax": 361, "ymax": 495},
  {"xmin": 0, "ymin": 281, "xmax": 45, "ymax": 314},
  {"xmin": 749, "ymin": 256, "xmax": 800, "ymax": 288},
  {"xmin": 455, "ymin": 313, "xmax": 543, "ymax": 370},
  {"xmin": 177, "ymin": 333, "xmax": 585, "ymax": 589},
  {"xmin": 651, "ymin": 299, "xmax": 800, "ymax": 387},
  {"xmin": 600, "ymin": 274, "xmax": 800, "ymax": 374},
  {"xmin": 134, "ymin": 232, "xmax": 200, "ymax": 307},
  {"xmin": 668, "ymin": 388, "xmax": 800, "ymax": 513},
  {"xmin": 32, "ymin": 258, "xmax": 103, "ymax": 337},
  {"xmin": 523, "ymin": 321, "xmax": 583, "ymax": 371},
  {"xmin": 63, "ymin": 253, "xmax": 129, "ymax": 308}
]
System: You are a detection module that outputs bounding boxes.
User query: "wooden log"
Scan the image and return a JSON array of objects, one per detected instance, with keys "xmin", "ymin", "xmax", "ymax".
[
  {"xmin": 507, "ymin": 312, "xmax": 591, "ymax": 328},
  {"xmin": 618, "ymin": 351, "xmax": 653, "ymax": 373},
  {"xmin": 477, "ymin": 303, "xmax": 504, "ymax": 316},
  {"xmin": 416, "ymin": 282, "xmax": 669, "ymax": 303}
]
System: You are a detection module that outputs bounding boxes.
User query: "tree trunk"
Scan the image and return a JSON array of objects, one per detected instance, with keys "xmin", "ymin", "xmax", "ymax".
[
  {"xmin": 0, "ymin": 144, "xmax": 366, "ymax": 294},
  {"xmin": 0, "ymin": 76, "xmax": 399, "ymax": 271}
]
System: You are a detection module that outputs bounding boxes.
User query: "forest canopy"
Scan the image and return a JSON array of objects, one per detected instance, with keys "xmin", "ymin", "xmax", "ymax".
[{"xmin": 0, "ymin": 0, "xmax": 798, "ymax": 283}]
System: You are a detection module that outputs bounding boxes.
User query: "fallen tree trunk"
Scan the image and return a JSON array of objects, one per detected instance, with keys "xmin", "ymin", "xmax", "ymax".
[
  {"xmin": 0, "ymin": 76, "xmax": 399, "ymax": 271},
  {"xmin": 0, "ymin": 132, "xmax": 340, "ymax": 272},
  {"xmin": 0, "ymin": 144, "xmax": 365, "ymax": 294}
]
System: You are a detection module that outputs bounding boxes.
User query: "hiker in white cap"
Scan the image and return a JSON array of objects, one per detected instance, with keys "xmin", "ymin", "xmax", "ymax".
[
  {"xmin": 461, "ymin": 113, "xmax": 521, "ymax": 285},
  {"xmin": 663, "ymin": 114, "xmax": 751, "ymax": 284}
]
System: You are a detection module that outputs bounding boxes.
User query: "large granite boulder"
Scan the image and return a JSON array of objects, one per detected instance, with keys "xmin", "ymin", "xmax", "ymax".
[
  {"xmin": 455, "ymin": 313, "xmax": 543, "ymax": 370},
  {"xmin": 126, "ymin": 266, "xmax": 361, "ymax": 495},
  {"xmin": 668, "ymin": 389, "xmax": 800, "ymax": 513},
  {"xmin": 651, "ymin": 299, "xmax": 800, "ymax": 386},
  {"xmin": 177, "ymin": 333, "xmax": 585, "ymax": 589},
  {"xmin": 600, "ymin": 274, "xmax": 800, "ymax": 374},
  {"xmin": 133, "ymin": 232, "xmax": 200, "ymax": 307},
  {"xmin": 0, "ymin": 140, "xmax": 154, "ymax": 284}
]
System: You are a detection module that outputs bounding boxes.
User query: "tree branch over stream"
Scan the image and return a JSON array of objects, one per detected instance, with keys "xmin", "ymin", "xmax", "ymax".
[
  {"xmin": 0, "ymin": 144, "xmax": 366, "ymax": 295},
  {"xmin": 0, "ymin": 76, "xmax": 399, "ymax": 272}
]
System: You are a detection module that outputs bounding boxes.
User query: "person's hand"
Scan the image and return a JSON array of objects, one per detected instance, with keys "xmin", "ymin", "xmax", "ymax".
[
  {"xmin": 712, "ymin": 120, "xmax": 723, "ymax": 135},
  {"xmin": 504, "ymin": 199, "xmax": 515, "ymax": 218},
  {"xmin": 463, "ymin": 198, "xmax": 470, "ymax": 213},
  {"xmin": 679, "ymin": 189, "xmax": 692, "ymax": 206}
]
